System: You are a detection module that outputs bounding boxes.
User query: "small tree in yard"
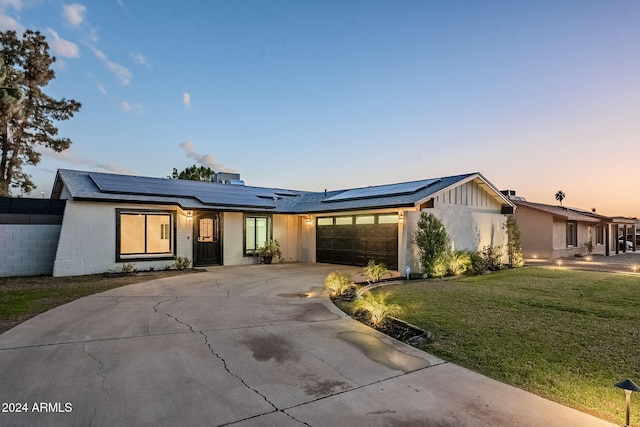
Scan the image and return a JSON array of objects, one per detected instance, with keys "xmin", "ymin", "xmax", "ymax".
[
  {"xmin": 414, "ymin": 212, "xmax": 449, "ymax": 277},
  {"xmin": 506, "ymin": 216, "xmax": 524, "ymax": 267}
]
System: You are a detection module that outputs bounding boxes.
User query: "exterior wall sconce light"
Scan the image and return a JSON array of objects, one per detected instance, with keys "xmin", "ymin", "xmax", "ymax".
[
  {"xmin": 398, "ymin": 212, "xmax": 404, "ymax": 223},
  {"xmin": 305, "ymin": 215, "xmax": 312, "ymax": 225},
  {"xmin": 186, "ymin": 211, "xmax": 193, "ymax": 221},
  {"xmin": 615, "ymin": 378, "xmax": 640, "ymax": 427}
]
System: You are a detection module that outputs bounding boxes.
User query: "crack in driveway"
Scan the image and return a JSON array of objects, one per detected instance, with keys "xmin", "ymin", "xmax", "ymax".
[
  {"xmin": 152, "ymin": 298, "xmax": 313, "ymax": 426},
  {"xmin": 82, "ymin": 344, "xmax": 108, "ymax": 427}
]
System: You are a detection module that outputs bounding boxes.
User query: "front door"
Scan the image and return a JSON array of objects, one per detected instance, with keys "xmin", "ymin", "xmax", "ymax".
[{"xmin": 194, "ymin": 212, "xmax": 221, "ymax": 266}]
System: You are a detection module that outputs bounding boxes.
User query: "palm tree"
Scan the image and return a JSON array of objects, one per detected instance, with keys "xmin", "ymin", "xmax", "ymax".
[{"xmin": 555, "ymin": 190, "xmax": 566, "ymax": 207}]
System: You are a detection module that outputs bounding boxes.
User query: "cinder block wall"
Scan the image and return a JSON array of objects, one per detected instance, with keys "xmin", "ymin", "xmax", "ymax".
[{"xmin": 0, "ymin": 224, "xmax": 62, "ymax": 277}]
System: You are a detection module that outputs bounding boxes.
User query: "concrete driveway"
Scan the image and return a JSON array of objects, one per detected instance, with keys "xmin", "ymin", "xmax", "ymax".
[{"xmin": 0, "ymin": 264, "xmax": 614, "ymax": 426}]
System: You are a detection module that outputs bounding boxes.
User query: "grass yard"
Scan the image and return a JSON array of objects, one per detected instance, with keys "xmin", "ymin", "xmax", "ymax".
[
  {"xmin": 0, "ymin": 270, "xmax": 200, "ymax": 335},
  {"xmin": 337, "ymin": 267, "xmax": 640, "ymax": 425}
]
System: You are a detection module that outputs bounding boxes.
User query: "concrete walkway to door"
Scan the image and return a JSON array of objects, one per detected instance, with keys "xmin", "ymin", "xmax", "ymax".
[{"xmin": 0, "ymin": 264, "xmax": 615, "ymax": 426}]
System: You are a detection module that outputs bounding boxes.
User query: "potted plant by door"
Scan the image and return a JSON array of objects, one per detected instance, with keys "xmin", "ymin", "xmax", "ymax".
[{"xmin": 256, "ymin": 240, "xmax": 281, "ymax": 264}]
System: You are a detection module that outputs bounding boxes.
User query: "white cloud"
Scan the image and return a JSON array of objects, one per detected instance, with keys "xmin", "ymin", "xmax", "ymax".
[
  {"xmin": 0, "ymin": 0, "xmax": 22, "ymax": 12},
  {"xmin": 120, "ymin": 101, "xmax": 143, "ymax": 113},
  {"xmin": 46, "ymin": 28, "xmax": 79, "ymax": 58},
  {"xmin": 90, "ymin": 45, "xmax": 132, "ymax": 85},
  {"xmin": 0, "ymin": 12, "xmax": 23, "ymax": 32},
  {"xmin": 131, "ymin": 52, "xmax": 150, "ymax": 67},
  {"xmin": 183, "ymin": 92, "xmax": 191, "ymax": 107},
  {"xmin": 97, "ymin": 83, "xmax": 106, "ymax": 94},
  {"xmin": 38, "ymin": 146, "xmax": 136, "ymax": 175},
  {"xmin": 95, "ymin": 163, "xmax": 136, "ymax": 175},
  {"xmin": 178, "ymin": 141, "xmax": 236, "ymax": 172},
  {"xmin": 63, "ymin": 3, "xmax": 86, "ymax": 27}
]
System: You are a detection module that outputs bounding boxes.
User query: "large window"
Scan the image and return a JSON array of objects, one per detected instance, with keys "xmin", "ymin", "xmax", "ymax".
[
  {"xmin": 566, "ymin": 221, "xmax": 577, "ymax": 247},
  {"xmin": 245, "ymin": 215, "xmax": 271, "ymax": 255},
  {"xmin": 117, "ymin": 209, "xmax": 174, "ymax": 261}
]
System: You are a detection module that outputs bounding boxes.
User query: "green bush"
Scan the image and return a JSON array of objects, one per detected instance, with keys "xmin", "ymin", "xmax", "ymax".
[
  {"xmin": 173, "ymin": 256, "xmax": 191, "ymax": 270},
  {"xmin": 506, "ymin": 216, "xmax": 524, "ymax": 268},
  {"xmin": 446, "ymin": 251, "xmax": 471, "ymax": 275},
  {"xmin": 467, "ymin": 251, "xmax": 486, "ymax": 275},
  {"xmin": 481, "ymin": 245, "xmax": 502, "ymax": 271},
  {"xmin": 363, "ymin": 260, "xmax": 391, "ymax": 283},
  {"xmin": 354, "ymin": 292, "xmax": 401, "ymax": 326},
  {"xmin": 414, "ymin": 212, "xmax": 449, "ymax": 277},
  {"xmin": 324, "ymin": 271, "xmax": 353, "ymax": 297}
]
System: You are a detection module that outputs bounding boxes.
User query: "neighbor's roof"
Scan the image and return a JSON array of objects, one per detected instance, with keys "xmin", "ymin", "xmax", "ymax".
[
  {"xmin": 512, "ymin": 200, "xmax": 604, "ymax": 222},
  {"xmin": 52, "ymin": 169, "xmax": 512, "ymax": 213}
]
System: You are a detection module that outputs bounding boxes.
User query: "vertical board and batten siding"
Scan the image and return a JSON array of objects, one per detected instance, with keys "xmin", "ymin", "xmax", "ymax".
[
  {"xmin": 400, "ymin": 179, "xmax": 509, "ymax": 273},
  {"xmin": 0, "ymin": 198, "xmax": 66, "ymax": 277}
]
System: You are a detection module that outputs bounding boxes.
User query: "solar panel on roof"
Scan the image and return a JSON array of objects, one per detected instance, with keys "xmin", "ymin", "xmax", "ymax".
[
  {"xmin": 323, "ymin": 178, "xmax": 440, "ymax": 203},
  {"xmin": 89, "ymin": 173, "xmax": 275, "ymax": 208}
]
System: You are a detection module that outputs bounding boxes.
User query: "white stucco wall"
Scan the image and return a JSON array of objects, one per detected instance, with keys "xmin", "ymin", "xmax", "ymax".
[
  {"xmin": 53, "ymin": 200, "xmax": 192, "ymax": 277},
  {"xmin": 222, "ymin": 212, "xmax": 253, "ymax": 266},
  {"xmin": 0, "ymin": 224, "xmax": 61, "ymax": 277},
  {"xmin": 273, "ymin": 214, "xmax": 299, "ymax": 263},
  {"xmin": 402, "ymin": 205, "xmax": 508, "ymax": 275}
]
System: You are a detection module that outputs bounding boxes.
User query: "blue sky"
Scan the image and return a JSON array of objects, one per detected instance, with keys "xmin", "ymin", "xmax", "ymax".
[{"xmin": 2, "ymin": 0, "xmax": 639, "ymax": 217}]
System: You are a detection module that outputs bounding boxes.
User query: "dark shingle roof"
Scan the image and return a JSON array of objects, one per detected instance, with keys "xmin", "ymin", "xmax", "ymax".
[{"xmin": 54, "ymin": 169, "xmax": 497, "ymax": 213}]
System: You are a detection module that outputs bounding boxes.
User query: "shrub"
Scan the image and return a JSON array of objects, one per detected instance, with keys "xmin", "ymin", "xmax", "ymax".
[
  {"xmin": 446, "ymin": 251, "xmax": 471, "ymax": 275},
  {"xmin": 467, "ymin": 251, "xmax": 486, "ymax": 275},
  {"xmin": 481, "ymin": 245, "xmax": 502, "ymax": 271},
  {"xmin": 324, "ymin": 271, "xmax": 353, "ymax": 297},
  {"xmin": 363, "ymin": 260, "xmax": 391, "ymax": 283},
  {"xmin": 173, "ymin": 256, "xmax": 191, "ymax": 270},
  {"xmin": 414, "ymin": 212, "xmax": 449, "ymax": 277},
  {"xmin": 506, "ymin": 216, "xmax": 524, "ymax": 268},
  {"xmin": 354, "ymin": 292, "xmax": 402, "ymax": 327}
]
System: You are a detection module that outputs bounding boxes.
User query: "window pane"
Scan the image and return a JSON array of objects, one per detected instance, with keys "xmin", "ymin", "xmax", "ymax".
[
  {"xmin": 317, "ymin": 218, "xmax": 333, "ymax": 226},
  {"xmin": 199, "ymin": 218, "xmax": 213, "ymax": 242},
  {"xmin": 121, "ymin": 214, "xmax": 145, "ymax": 254},
  {"xmin": 335, "ymin": 216, "xmax": 352, "ymax": 225},
  {"xmin": 147, "ymin": 215, "xmax": 171, "ymax": 253},
  {"xmin": 356, "ymin": 215, "xmax": 375, "ymax": 225},
  {"xmin": 246, "ymin": 218, "xmax": 256, "ymax": 251},
  {"xmin": 378, "ymin": 214, "xmax": 399, "ymax": 224},
  {"xmin": 256, "ymin": 217, "xmax": 268, "ymax": 247}
]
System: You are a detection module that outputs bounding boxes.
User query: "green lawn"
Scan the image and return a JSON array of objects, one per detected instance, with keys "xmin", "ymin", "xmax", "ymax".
[
  {"xmin": 0, "ymin": 270, "xmax": 199, "ymax": 334},
  {"xmin": 337, "ymin": 267, "xmax": 640, "ymax": 425}
]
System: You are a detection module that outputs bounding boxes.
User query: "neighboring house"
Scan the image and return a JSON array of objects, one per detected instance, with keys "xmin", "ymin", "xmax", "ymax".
[
  {"xmin": 47, "ymin": 169, "xmax": 515, "ymax": 277},
  {"xmin": 504, "ymin": 192, "xmax": 636, "ymax": 259}
]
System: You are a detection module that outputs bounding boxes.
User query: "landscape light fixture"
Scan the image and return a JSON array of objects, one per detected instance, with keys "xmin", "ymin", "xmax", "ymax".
[{"xmin": 615, "ymin": 378, "xmax": 640, "ymax": 427}]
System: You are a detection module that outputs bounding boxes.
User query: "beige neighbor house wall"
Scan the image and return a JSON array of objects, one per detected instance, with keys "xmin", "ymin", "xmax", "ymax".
[
  {"xmin": 551, "ymin": 218, "xmax": 594, "ymax": 258},
  {"xmin": 514, "ymin": 205, "xmax": 553, "ymax": 258},
  {"xmin": 53, "ymin": 187, "xmax": 192, "ymax": 276},
  {"xmin": 400, "ymin": 179, "xmax": 509, "ymax": 275},
  {"xmin": 515, "ymin": 204, "xmax": 605, "ymax": 259}
]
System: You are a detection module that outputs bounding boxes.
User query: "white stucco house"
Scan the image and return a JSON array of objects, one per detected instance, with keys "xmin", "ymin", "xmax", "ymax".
[{"xmin": 48, "ymin": 169, "xmax": 515, "ymax": 277}]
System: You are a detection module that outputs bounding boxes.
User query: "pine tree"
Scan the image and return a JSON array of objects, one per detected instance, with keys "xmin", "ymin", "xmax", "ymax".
[{"xmin": 0, "ymin": 30, "xmax": 81, "ymax": 196}]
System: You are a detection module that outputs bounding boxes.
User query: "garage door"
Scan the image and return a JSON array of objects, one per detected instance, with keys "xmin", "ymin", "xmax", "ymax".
[{"xmin": 316, "ymin": 213, "xmax": 398, "ymax": 270}]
